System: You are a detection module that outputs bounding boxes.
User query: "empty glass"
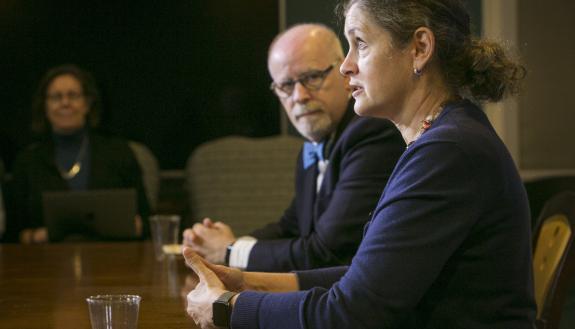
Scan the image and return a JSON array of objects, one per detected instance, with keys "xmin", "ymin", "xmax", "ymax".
[
  {"xmin": 149, "ymin": 214, "xmax": 181, "ymax": 261},
  {"xmin": 86, "ymin": 295, "xmax": 141, "ymax": 329}
]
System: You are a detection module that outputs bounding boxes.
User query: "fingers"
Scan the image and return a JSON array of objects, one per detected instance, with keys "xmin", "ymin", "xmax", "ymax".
[
  {"xmin": 183, "ymin": 228, "xmax": 203, "ymax": 246},
  {"xmin": 183, "ymin": 228, "xmax": 193, "ymax": 239},
  {"xmin": 188, "ymin": 310, "xmax": 200, "ymax": 327},
  {"xmin": 192, "ymin": 222, "xmax": 204, "ymax": 233},
  {"xmin": 183, "ymin": 247, "xmax": 218, "ymax": 284},
  {"xmin": 212, "ymin": 221, "xmax": 229, "ymax": 231},
  {"xmin": 181, "ymin": 274, "xmax": 200, "ymax": 300},
  {"xmin": 182, "ymin": 228, "xmax": 192, "ymax": 245},
  {"xmin": 187, "ymin": 244, "xmax": 207, "ymax": 258},
  {"xmin": 33, "ymin": 228, "xmax": 49, "ymax": 243},
  {"xmin": 192, "ymin": 223, "xmax": 209, "ymax": 240},
  {"xmin": 20, "ymin": 229, "xmax": 33, "ymax": 244},
  {"xmin": 204, "ymin": 261, "xmax": 227, "ymax": 274},
  {"xmin": 202, "ymin": 217, "xmax": 214, "ymax": 227}
]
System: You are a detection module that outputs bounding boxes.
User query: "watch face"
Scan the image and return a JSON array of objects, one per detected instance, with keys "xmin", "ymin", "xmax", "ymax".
[{"xmin": 213, "ymin": 301, "xmax": 229, "ymax": 327}]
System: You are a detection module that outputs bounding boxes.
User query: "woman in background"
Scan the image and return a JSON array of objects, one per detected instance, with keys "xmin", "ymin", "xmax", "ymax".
[{"xmin": 11, "ymin": 64, "xmax": 149, "ymax": 243}]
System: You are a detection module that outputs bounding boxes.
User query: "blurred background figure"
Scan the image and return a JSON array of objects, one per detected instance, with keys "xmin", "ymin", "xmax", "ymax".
[{"xmin": 8, "ymin": 64, "xmax": 149, "ymax": 243}]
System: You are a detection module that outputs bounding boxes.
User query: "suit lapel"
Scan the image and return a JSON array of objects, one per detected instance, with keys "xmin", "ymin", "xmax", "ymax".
[
  {"xmin": 298, "ymin": 164, "xmax": 318, "ymax": 236},
  {"xmin": 299, "ymin": 105, "xmax": 358, "ymax": 236}
]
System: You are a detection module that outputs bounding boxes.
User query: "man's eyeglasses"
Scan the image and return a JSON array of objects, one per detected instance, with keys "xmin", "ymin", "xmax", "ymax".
[
  {"xmin": 270, "ymin": 63, "xmax": 336, "ymax": 99},
  {"xmin": 46, "ymin": 91, "xmax": 84, "ymax": 103}
]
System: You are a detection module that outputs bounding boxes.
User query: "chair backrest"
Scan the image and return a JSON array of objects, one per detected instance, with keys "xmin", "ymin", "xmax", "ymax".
[
  {"xmin": 532, "ymin": 191, "xmax": 575, "ymax": 329},
  {"xmin": 524, "ymin": 176, "xmax": 575, "ymax": 230},
  {"xmin": 128, "ymin": 141, "xmax": 160, "ymax": 211},
  {"xmin": 186, "ymin": 135, "xmax": 302, "ymax": 236}
]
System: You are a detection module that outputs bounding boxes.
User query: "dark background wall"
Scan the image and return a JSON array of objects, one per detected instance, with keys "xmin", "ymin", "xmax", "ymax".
[
  {"xmin": 518, "ymin": 0, "xmax": 575, "ymax": 169},
  {"xmin": 0, "ymin": 0, "xmax": 482, "ymax": 170},
  {"xmin": 0, "ymin": 0, "xmax": 280, "ymax": 170},
  {"xmin": 285, "ymin": 0, "xmax": 482, "ymax": 50}
]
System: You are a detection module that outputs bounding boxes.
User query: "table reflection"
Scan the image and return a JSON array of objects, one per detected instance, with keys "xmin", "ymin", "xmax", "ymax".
[{"xmin": 0, "ymin": 242, "xmax": 195, "ymax": 329}]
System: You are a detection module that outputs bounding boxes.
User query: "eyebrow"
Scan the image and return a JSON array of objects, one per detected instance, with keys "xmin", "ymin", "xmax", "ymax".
[
  {"xmin": 347, "ymin": 21, "xmax": 367, "ymax": 34},
  {"xmin": 280, "ymin": 67, "xmax": 325, "ymax": 81},
  {"xmin": 346, "ymin": 27, "xmax": 358, "ymax": 35}
]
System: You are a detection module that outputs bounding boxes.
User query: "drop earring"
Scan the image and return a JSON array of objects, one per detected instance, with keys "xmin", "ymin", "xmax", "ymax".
[{"xmin": 413, "ymin": 67, "xmax": 422, "ymax": 76}]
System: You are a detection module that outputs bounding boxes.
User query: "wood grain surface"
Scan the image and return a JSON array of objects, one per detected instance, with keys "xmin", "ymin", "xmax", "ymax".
[{"xmin": 0, "ymin": 242, "xmax": 197, "ymax": 329}]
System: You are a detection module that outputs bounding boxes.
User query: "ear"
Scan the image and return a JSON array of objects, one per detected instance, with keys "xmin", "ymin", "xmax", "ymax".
[{"xmin": 411, "ymin": 27, "xmax": 435, "ymax": 74}]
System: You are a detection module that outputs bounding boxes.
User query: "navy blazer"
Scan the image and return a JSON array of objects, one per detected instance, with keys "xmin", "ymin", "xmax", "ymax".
[
  {"xmin": 231, "ymin": 100, "xmax": 536, "ymax": 329},
  {"xmin": 247, "ymin": 109, "xmax": 405, "ymax": 271}
]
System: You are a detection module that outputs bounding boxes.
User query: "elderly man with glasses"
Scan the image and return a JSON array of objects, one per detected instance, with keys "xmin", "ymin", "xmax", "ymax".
[{"xmin": 183, "ymin": 23, "xmax": 405, "ymax": 272}]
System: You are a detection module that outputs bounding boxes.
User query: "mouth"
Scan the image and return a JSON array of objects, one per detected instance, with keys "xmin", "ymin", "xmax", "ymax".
[
  {"xmin": 295, "ymin": 109, "xmax": 321, "ymax": 120},
  {"xmin": 350, "ymin": 84, "xmax": 364, "ymax": 98}
]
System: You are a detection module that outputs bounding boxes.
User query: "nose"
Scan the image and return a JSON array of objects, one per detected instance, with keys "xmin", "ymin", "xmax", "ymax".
[
  {"xmin": 60, "ymin": 95, "xmax": 72, "ymax": 106},
  {"xmin": 340, "ymin": 51, "xmax": 357, "ymax": 77},
  {"xmin": 291, "ymin": 81, "xmax": 312, "ymax": 104}
]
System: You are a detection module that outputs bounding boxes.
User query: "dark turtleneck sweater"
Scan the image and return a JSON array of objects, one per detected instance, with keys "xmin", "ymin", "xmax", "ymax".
[{"xmin": 53, "ymin": 129, "xmax": 91, "ymax": 191}]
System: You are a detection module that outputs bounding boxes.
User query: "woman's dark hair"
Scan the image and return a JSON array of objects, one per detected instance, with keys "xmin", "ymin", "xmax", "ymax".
[
  {"xmin": 31, "ymin": 64, "xmax": 102, "ymax": 134},
  {"xmin": 336, "ymin": 0, "xmax": 526, "ymax": 102}
]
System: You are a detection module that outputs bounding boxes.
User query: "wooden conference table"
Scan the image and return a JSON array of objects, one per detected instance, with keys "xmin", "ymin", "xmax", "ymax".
[{"xmin": 0, "ymin": 242, "xmax": 197, "ymax": 329}]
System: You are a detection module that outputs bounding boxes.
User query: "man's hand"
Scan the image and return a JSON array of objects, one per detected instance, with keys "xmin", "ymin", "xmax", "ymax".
[
  {"xmin": 183, "ymin": 247, "xmax": 229, "ymax": 329},
  {"xmin": 182, "ymin": 218, "xmax": 236, "ymax": 264}
]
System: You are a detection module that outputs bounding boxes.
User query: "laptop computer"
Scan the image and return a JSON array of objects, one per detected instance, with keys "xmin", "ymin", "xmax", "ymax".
[{"xmin": 42, "ymin": 188, "xmax": 138, "ymax": 242}]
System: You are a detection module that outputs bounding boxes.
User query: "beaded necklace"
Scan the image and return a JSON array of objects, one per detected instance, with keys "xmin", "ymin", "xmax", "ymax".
[{"xmin": 406, "ymin": 108, "xmax": 442, "ymax": 149}]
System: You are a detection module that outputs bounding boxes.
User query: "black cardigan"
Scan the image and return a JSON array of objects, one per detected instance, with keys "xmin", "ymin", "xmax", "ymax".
[{"xmin": 6, "ymin": 132, "xmax": 150, "ymax": 241}]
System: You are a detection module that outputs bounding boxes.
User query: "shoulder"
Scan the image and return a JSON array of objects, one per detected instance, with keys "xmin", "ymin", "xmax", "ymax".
[
  {"xmin": 400, "ymin": 100, "xmax": 518, "ymax": 193},
  {"xmin": 90, "ymin": 133, "xmax": 132, "ymax": 153},
  {"xmin": 419, "ymin": 100, "xmax": 507, "ymax": 166},
  {"xmin": 90, "ymin": 133, "xmax": 138, "ymax": 164},
  {"xmin": 13, "ymin": 140, "xmax": 51, "ymax": 165},
  {"xmin": 423, "ymin": 101, "xmax": 494, "ymax": 145},
  {"xmin": 90, "ymin": 132, "xmax": 130, "ymax": 147}
]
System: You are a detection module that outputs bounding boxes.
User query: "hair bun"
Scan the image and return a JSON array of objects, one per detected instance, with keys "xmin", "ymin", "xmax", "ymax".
[{"xmin": 463, "ymin": 39, "xmax": 526, "ymax": 102}]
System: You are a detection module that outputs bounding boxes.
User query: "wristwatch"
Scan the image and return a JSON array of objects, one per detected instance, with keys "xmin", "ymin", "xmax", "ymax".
[
  {"xmin": 225, "ymin": 241, "xmax": 235, "ymax": 266},
  {"xmin": 213, "ymin": 291, "xmax": 238, "ymax": 328}
]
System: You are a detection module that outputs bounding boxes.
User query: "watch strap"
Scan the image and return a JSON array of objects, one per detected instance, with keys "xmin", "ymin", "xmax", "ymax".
[
  {"xmin": 225, "ymin": 241, "xmax": 235, "ymax": 266},
  {"xmin": 213, "ymin": 291, "xmax": 238, "ymax": 328}
]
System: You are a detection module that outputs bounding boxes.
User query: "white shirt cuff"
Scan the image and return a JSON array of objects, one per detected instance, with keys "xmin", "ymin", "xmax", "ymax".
[{"xmin": 229, "ymin": 236, "xmax": 257, "ymax": 270}]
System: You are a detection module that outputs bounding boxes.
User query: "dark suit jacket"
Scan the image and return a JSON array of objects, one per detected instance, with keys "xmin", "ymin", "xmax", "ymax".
[
  {"xmin": 248, "ymin": 109, "xmax": 405, "ymax": 271},
  {"xmin": 6, "ymin": 132, "xmax": 149, "ymax": 241}
]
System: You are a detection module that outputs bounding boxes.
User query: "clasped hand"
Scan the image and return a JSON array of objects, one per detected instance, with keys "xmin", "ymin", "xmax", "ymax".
[{"xmin": 182, "ymin": 218, "xmax": 236, "ymax": 264}]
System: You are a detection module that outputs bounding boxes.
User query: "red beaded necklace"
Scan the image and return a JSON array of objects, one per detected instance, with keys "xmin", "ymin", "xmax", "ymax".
[{"xmin": 406, "ymin": 108, "xmax": 442, "ymax": 148}]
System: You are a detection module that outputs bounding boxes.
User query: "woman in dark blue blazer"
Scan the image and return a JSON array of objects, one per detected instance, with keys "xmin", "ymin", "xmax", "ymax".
[{"xmin": 183, "ymin": 1, "xmax": 536, "ymax": 328}]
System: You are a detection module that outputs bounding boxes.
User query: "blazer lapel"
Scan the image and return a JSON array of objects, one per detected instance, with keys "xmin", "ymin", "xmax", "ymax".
[{"xmin": 298, "ymin": 164, "xmax": 318, "ymax": 236}]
